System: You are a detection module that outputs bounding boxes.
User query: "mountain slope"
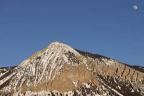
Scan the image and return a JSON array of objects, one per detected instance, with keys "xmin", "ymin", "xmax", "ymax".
[{"xmin": 0, "ymin": 42, "xmax": 144, "ymax": 96}]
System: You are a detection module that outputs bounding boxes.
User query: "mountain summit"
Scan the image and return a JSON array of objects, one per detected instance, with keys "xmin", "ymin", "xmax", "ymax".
[{"xmin": 0, "ymin": 42, "xmax": 144, "ymax": 96}]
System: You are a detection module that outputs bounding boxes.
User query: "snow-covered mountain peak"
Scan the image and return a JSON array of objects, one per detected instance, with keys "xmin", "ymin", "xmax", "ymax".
[
  {"xmin": 14, "ymin": 42, "xmax": 84, "ymax": 88},
  {"xmin": 0, "ymin": 42, "xmax": 144, "ymax": 96},
  {"xmin": 19, "ymin": 42, "xmax": 81, "ymax": 67},
  {"xmin": 47, "ymin": 41, "xmax": 79, "ymax": 55}
]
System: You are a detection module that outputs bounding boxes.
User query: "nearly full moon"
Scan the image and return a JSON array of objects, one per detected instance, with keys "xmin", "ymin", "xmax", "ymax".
[{"xmin": 133, "ymin": 5, "xmax": 138, "ymax": 11}]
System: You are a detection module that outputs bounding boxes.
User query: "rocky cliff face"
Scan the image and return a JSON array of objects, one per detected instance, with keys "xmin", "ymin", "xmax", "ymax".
[{"xmin": 0, "ymin": 42, "xmax": 144, "ymax": 96}]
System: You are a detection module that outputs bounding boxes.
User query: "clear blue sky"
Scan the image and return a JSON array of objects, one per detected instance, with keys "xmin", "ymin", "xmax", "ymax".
[{"xmin": 0, "ymin": 0, "xmax": 144, "ymax": 67}]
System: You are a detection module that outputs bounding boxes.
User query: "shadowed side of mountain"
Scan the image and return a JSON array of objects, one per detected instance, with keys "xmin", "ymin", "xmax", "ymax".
[{"xmin": 128, "ymin": 65, "xmax": 144, "ymax": 73}]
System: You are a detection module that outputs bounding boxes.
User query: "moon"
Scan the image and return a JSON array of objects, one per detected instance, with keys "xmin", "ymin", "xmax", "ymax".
[{"xmin": 133, "ymin": 5, "xmax": 139, "ymax": 11}]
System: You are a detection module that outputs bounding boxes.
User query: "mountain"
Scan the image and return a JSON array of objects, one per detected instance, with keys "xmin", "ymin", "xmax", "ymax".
[{"xmin": 0, "ymin": 42, "xmax": 144, "ymax": 96}]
